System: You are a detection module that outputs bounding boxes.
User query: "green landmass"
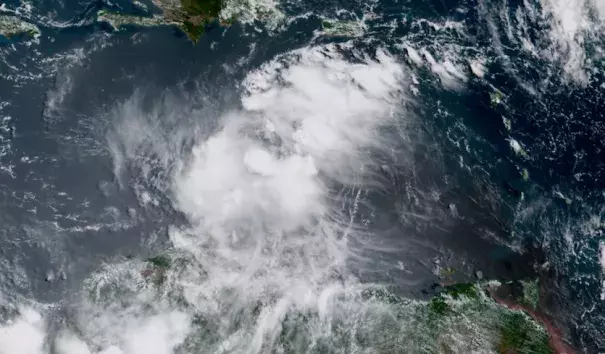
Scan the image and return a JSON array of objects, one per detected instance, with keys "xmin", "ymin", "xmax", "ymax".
[
  {"xmin": 0, "ymin": 15, "xmax": 40, "ymax": 40},
  {"xmin": 427, "ymin": 283, "xmax": 479, "ymax": 318},
  {"xmin": 442, "ymin": 282, "xmax": 480, "ymax": 299},
  {"xmin": 320, "ymin": 19, "xmax": 365, "ymax": 37},
  {"xmin": 428, "ymin": 294, "xmax": 450, "ymax": 316},
  {"xmin": 321, "ymin": 20, "xmax": 333, "ymax": 29},
  {"xmin": 98, "ymin": 0, "xmax": 284, "ymax": 42},
  {"xmin": 519, "ymin": 278, "xmax": 540, "ymax": 309},
  {"xmin": 89, "ymin": 252, "xmax": 556, "ymax": 353},
  {"xmin": 509, "ymin": 138, "xmax": 529, "ymax": 159},
  {"xmin": 144, "ymin": 254, "xmax": 171, "ymax": 285},
  {"xmin": 146, "ymin": 254, "xmax": 172, "ymax": 269},
  {"xmin": 155, "ymin": 0, "xmax": 227, "ymax": 42},
  {"xmin": 329, "ymin": 281, "xmax": 553, "ymax": 353},
  {"xmin": 490, "ymin": 90, "xmax": 504, "ymax": 106},
  {"xmin": 97, "ymin": 10, "xmax": 174, "ymax": 30},
  {"xmin": 430, "ymin": 281, "xmax": 552, "ymax": 353},
  {"xmin": 499, "ymin": 311, "xmax": 551, "ymax": 354},
  {"xmin": 97, "ymin": 0, "xmax": 230, "ymax": 42}
]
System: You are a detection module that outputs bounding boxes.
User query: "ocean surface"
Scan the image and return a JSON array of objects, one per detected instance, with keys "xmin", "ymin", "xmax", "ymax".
[{"xmin": 1, "ymin": 0, "xmax": 604, "ymax": 352}]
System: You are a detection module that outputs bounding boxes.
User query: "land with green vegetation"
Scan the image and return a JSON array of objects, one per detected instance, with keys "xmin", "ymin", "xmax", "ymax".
[
  {"xmin": 82, "ymin": 250, "xmax": 569, "ymax": 353},
  {"xmin": 320, "ymin": 19, "xmax": 365, "ymax": 37},
  {"xmin": 0, "ymin": 15, "xmax": 40, "ymax": 39},
  {"xmin": 142, "ymin": 254, "xmax": 172, "ymax": 285},
  {"xmin": 412, "ymin": 281, "xmax": 554, "ymax": 353},
  {"xmin": 162, "ymin": 0, "xmax": 225, "ymax": 42},
  {"xmin": 98, "ymin": 0, "xmax": 229, "ymax": 42},
  {"xmin": 97, "ymin": 10, "xmax": 175, "ymax": 30},
  {"xmin": 139, "ymin": 252, "xmax": 558, "ymax": 354}
]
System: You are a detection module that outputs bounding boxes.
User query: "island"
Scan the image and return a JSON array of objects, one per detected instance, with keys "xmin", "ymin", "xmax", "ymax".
[
  {"xmin": 98, "ymin": 0, "xmax": 366, "ymax": 43},
  {"xmin": 320, "ymin": 19, "xmax": 365, "ymax": 38},
  {"xmin": 0, "ymin": 15, "xmax": 40, "ymax": 40},
  {"xmin": 97, "ymin": 0, "xmax": 233, "ymax": 43}
]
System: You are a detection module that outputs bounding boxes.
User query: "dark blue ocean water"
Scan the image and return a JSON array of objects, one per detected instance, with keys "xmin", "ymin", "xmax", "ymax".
[{"xmin": 1, "ymin": 0, "xmax": 604, "ymax": 351}]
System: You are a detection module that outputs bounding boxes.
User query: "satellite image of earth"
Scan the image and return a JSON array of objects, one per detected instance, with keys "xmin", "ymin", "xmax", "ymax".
[{"xmin": 0, "ymin": 0, "xmax": 604, "ymax": 352}]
